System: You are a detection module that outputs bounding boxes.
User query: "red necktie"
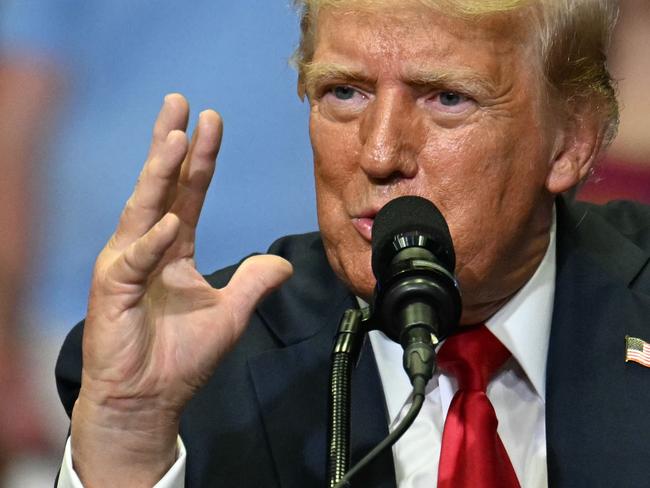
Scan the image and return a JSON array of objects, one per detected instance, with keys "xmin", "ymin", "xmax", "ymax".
[{"xmin": 437, "ymin": 325, "xmax": 520, "ymax": 488}]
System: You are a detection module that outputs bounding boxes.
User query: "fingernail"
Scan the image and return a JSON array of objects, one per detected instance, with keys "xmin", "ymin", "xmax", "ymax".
[{"xmin": 198, "ymin": 110, "xmax": 212, "ymax": 128}]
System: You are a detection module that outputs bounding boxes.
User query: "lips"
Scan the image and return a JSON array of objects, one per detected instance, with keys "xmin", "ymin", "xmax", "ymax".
[
  {"xmin": 350, "ymin": 198, "xmax": 409, "ymax": 242},
  {"xmin": 351, "ymin": 217, "xmax": 374, "ymax": 241},
  {"xmin": 350, "ymin": 206, "xmax": 379, "ymax": 242}
]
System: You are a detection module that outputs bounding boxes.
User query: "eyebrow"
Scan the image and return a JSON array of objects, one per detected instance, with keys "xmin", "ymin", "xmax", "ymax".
[
  {"xmin": 403, "ymin": 68, "xmax": 498, "ymax": 97},
  {"xmin": 301, "ymin": 61, "xmax": 497, "ymax": 99},
  {"xmin": 302, "ymin": 62, "xmax": 372, "ymax": 99}
]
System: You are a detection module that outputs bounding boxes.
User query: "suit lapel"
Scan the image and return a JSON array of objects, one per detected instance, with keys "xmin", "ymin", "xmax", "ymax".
[
  {"xmin": 546, "ymin": 199, "xmax": 650, "ymax": 486},
  {"xmin": 348, "ymin": 337, "xmax": 398, "ymax": 488},
  {"xmin": 248, "ymin": 235, "xmax": 396, "ymax": 488},
  {"xmin": 247, "ymin": 315, "xmax": 342, "ymax": 487}
]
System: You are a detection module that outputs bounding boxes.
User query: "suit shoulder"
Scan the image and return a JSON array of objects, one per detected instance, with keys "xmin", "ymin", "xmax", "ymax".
[
  {"xmin": 202, "ymin": 232, "xmax": 324, "ymax": 288},
  {"xmin": 571, "ymin": 199, "xmax": 650, "ymax": 250}
]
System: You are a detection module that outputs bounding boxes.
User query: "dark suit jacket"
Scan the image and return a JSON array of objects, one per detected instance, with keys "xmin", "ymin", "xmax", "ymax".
[{"xmin": 56, "ymin": 198, "xmax": 650, "ymax": 487}]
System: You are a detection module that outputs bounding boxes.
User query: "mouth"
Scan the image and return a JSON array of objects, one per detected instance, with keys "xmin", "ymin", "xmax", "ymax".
[{"xmin": 350, "ymin": 209, "xmax": 377, "ymax": 242}]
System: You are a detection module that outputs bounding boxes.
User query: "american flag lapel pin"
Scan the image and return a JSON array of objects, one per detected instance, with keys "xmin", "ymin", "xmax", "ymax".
[{"xmin": 625, "ymin": 335, "xmax": 650, "ymax": 367}]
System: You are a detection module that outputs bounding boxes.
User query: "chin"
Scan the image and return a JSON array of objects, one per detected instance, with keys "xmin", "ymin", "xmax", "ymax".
[
  {"xmin": 323, "ymin": 240, "xmax": 375, "ymax": 301},
  {"xmin": 349, "ymin": 278, "xmax": 375, "ymax": 303},
  {"xmin": 338, "ymin": 253, "xmax": 376, "ymax": 302}
]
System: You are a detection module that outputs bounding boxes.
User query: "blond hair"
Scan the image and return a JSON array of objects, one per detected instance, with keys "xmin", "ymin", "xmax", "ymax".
[{"xmin": 292, "ymin": 0, "xmax": 619, "ymax": 145}]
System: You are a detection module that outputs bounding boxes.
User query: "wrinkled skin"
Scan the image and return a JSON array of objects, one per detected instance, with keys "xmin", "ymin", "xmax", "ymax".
[{"xmin": 307, "ymin": 6, "xmax": 597, "ymax": 324}]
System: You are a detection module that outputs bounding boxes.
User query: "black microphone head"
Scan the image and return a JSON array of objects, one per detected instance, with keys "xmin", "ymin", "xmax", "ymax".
[{"xmin": 371, "ymin": 196, "xmax": 455, "ymax": 283}]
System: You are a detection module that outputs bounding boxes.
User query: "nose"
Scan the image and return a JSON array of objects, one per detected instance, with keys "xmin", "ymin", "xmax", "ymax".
[{"xmin": 358, "ymin": 88, "xmax": 419, "ymax": 182}]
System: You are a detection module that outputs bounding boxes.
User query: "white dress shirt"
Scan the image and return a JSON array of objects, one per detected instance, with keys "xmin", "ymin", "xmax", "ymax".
[
  {"xmin": 370, "ymin": 214, "xmax": 556, "ymax": 488},
  {"xmin": 58, "ymin": 215, "xmax": 556, "ymax": 488}
]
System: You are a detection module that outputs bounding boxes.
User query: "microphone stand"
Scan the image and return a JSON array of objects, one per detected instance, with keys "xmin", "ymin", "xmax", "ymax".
[
  {"xmin": 326, "ymin": 307, "xmax": 370, "ymax": 488},
  {"xmin": 326, "ymin": 296, "xmax": 446, "ymax": 488}
]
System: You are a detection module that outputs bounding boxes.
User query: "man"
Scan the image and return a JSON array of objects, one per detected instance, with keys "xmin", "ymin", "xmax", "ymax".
[{"xmin": 56, "ymin": 0, "xmax": 650, "ymax": 487}]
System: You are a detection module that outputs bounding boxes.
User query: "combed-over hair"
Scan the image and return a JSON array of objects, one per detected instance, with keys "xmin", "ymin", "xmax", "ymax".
[{"xmin": 292, "ymin": 0, "xmax": 620, "ymax": 146}]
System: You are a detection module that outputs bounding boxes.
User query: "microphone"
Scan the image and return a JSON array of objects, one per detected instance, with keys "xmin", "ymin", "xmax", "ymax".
[
  {"xmin": 371, "ymin": 195, "xmax": 462, "ymax": 384},
  {"xmin": 329, "ymin": 196, "xmax": 462, "ymax": 487}
]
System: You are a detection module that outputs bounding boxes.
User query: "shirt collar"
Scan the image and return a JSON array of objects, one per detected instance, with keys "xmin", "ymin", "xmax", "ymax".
[
  {"xmin": 485, "ymin": 209, "xmax": 556, "ymax": 400},
  {"xmin": 367, "ymin": 207, "xmax": 557, "ymax": 423}
]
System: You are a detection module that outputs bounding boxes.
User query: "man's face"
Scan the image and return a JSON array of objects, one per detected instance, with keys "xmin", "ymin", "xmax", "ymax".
[{"xmin": 308, "ymin": 5, "xmax": 562, "ymax": 323}]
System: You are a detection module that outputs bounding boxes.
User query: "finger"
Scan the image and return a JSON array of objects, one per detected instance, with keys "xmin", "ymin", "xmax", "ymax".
[
  {"xmin": 109, "ymin": 213, "xmax": 181, "ymax": 287},
  {"xmin": 170, "ymin": 110, "xmax": 223, "ymax": 229},
  {"xmin": 112, "ymin": 93, "xmax": 188, "ymax": 246},
  {"xmin": 148, "ymin": 94, "xmax": 190, "ymax": 158},
  {"xmin": 223, "ymin": 255, "xmax": 293, "ymax": 327},
  {"xmin": 113, "ymin": 130, "xmax": 188, "ymax": 247}
]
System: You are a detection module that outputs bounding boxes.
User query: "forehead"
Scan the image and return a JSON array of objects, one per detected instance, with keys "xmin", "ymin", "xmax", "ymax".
[{"xmin": 311, "ymin": 5, "xmax": 535, "ymax": 76}]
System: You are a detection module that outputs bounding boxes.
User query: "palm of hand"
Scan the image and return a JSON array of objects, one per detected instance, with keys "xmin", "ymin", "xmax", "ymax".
[{"xmin": 83, "ymin": 258, "xmax": 223, "ymax": 410}]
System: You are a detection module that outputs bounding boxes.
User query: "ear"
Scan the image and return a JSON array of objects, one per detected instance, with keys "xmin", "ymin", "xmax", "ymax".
[{"xmin": 545, "ymin": 106, "xmax": 604, "ymax": 195}]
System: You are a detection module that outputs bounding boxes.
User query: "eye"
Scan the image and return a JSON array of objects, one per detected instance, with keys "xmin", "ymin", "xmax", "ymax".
[
  {"xmin": 317, "ymin": 84, "xmax": 371, "ymax": 121},
  {"xmin": 428, "ymin": 91, "xmax": 476, "ymax": 115},
  {"xmin": 439, "ymin": 92, "xmax": 464, "ymax": 106},
  {"xmin": 333, "ymin": 85, "xmax": 357, "ymax": 100}
]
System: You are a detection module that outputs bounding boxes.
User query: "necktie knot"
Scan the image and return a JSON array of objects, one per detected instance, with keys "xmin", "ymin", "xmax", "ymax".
[{"xmin": 437, "ymin": 325, "xmax": 511, "ymax": 391}]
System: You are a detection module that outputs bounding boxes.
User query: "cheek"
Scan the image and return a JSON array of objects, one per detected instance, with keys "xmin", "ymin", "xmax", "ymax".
[
  {"xmin": 428, "ymin": 116, "xmax": 549, "ymax": 204},
  {"xmin": 310, "ymin": 110, "xmax": 361, "ymax": 231},
  {"xmin": 417, "ymin": 126, "xmax": 502, "ymax": 214},
  {"xmin": 449, "ymin": 133, "xmax": 551, "ymax": 296},
  {"xmin": 316, "ymin": 182, "xmax": 376, "ymax": 301},
  {"xmin": 310, "ymin": 111, "xmax": 375, "ymax": 296},
  {"xmin": 311, "ymin": 110, "xmax": 360, "ymax": 183},
  {"xmin": 416, "ymin": 120, "xmax": 547, "ymax": 258}
]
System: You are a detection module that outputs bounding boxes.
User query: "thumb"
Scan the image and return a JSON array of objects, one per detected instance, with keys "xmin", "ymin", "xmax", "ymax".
[{"xmin": 224, "ymin": 254, "xmax": 293, "ymax": 325}]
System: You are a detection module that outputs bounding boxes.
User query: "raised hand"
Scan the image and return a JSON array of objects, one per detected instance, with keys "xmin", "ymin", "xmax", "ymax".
[{"xmin": 70, "ymin": 94, "xmax": 293, "ymax": 487}]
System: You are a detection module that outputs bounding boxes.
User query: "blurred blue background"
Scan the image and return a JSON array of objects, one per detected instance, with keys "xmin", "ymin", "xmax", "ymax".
[{"xmin": 2, "ymin": 0, "xmax": 315, "ymax": 330}]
